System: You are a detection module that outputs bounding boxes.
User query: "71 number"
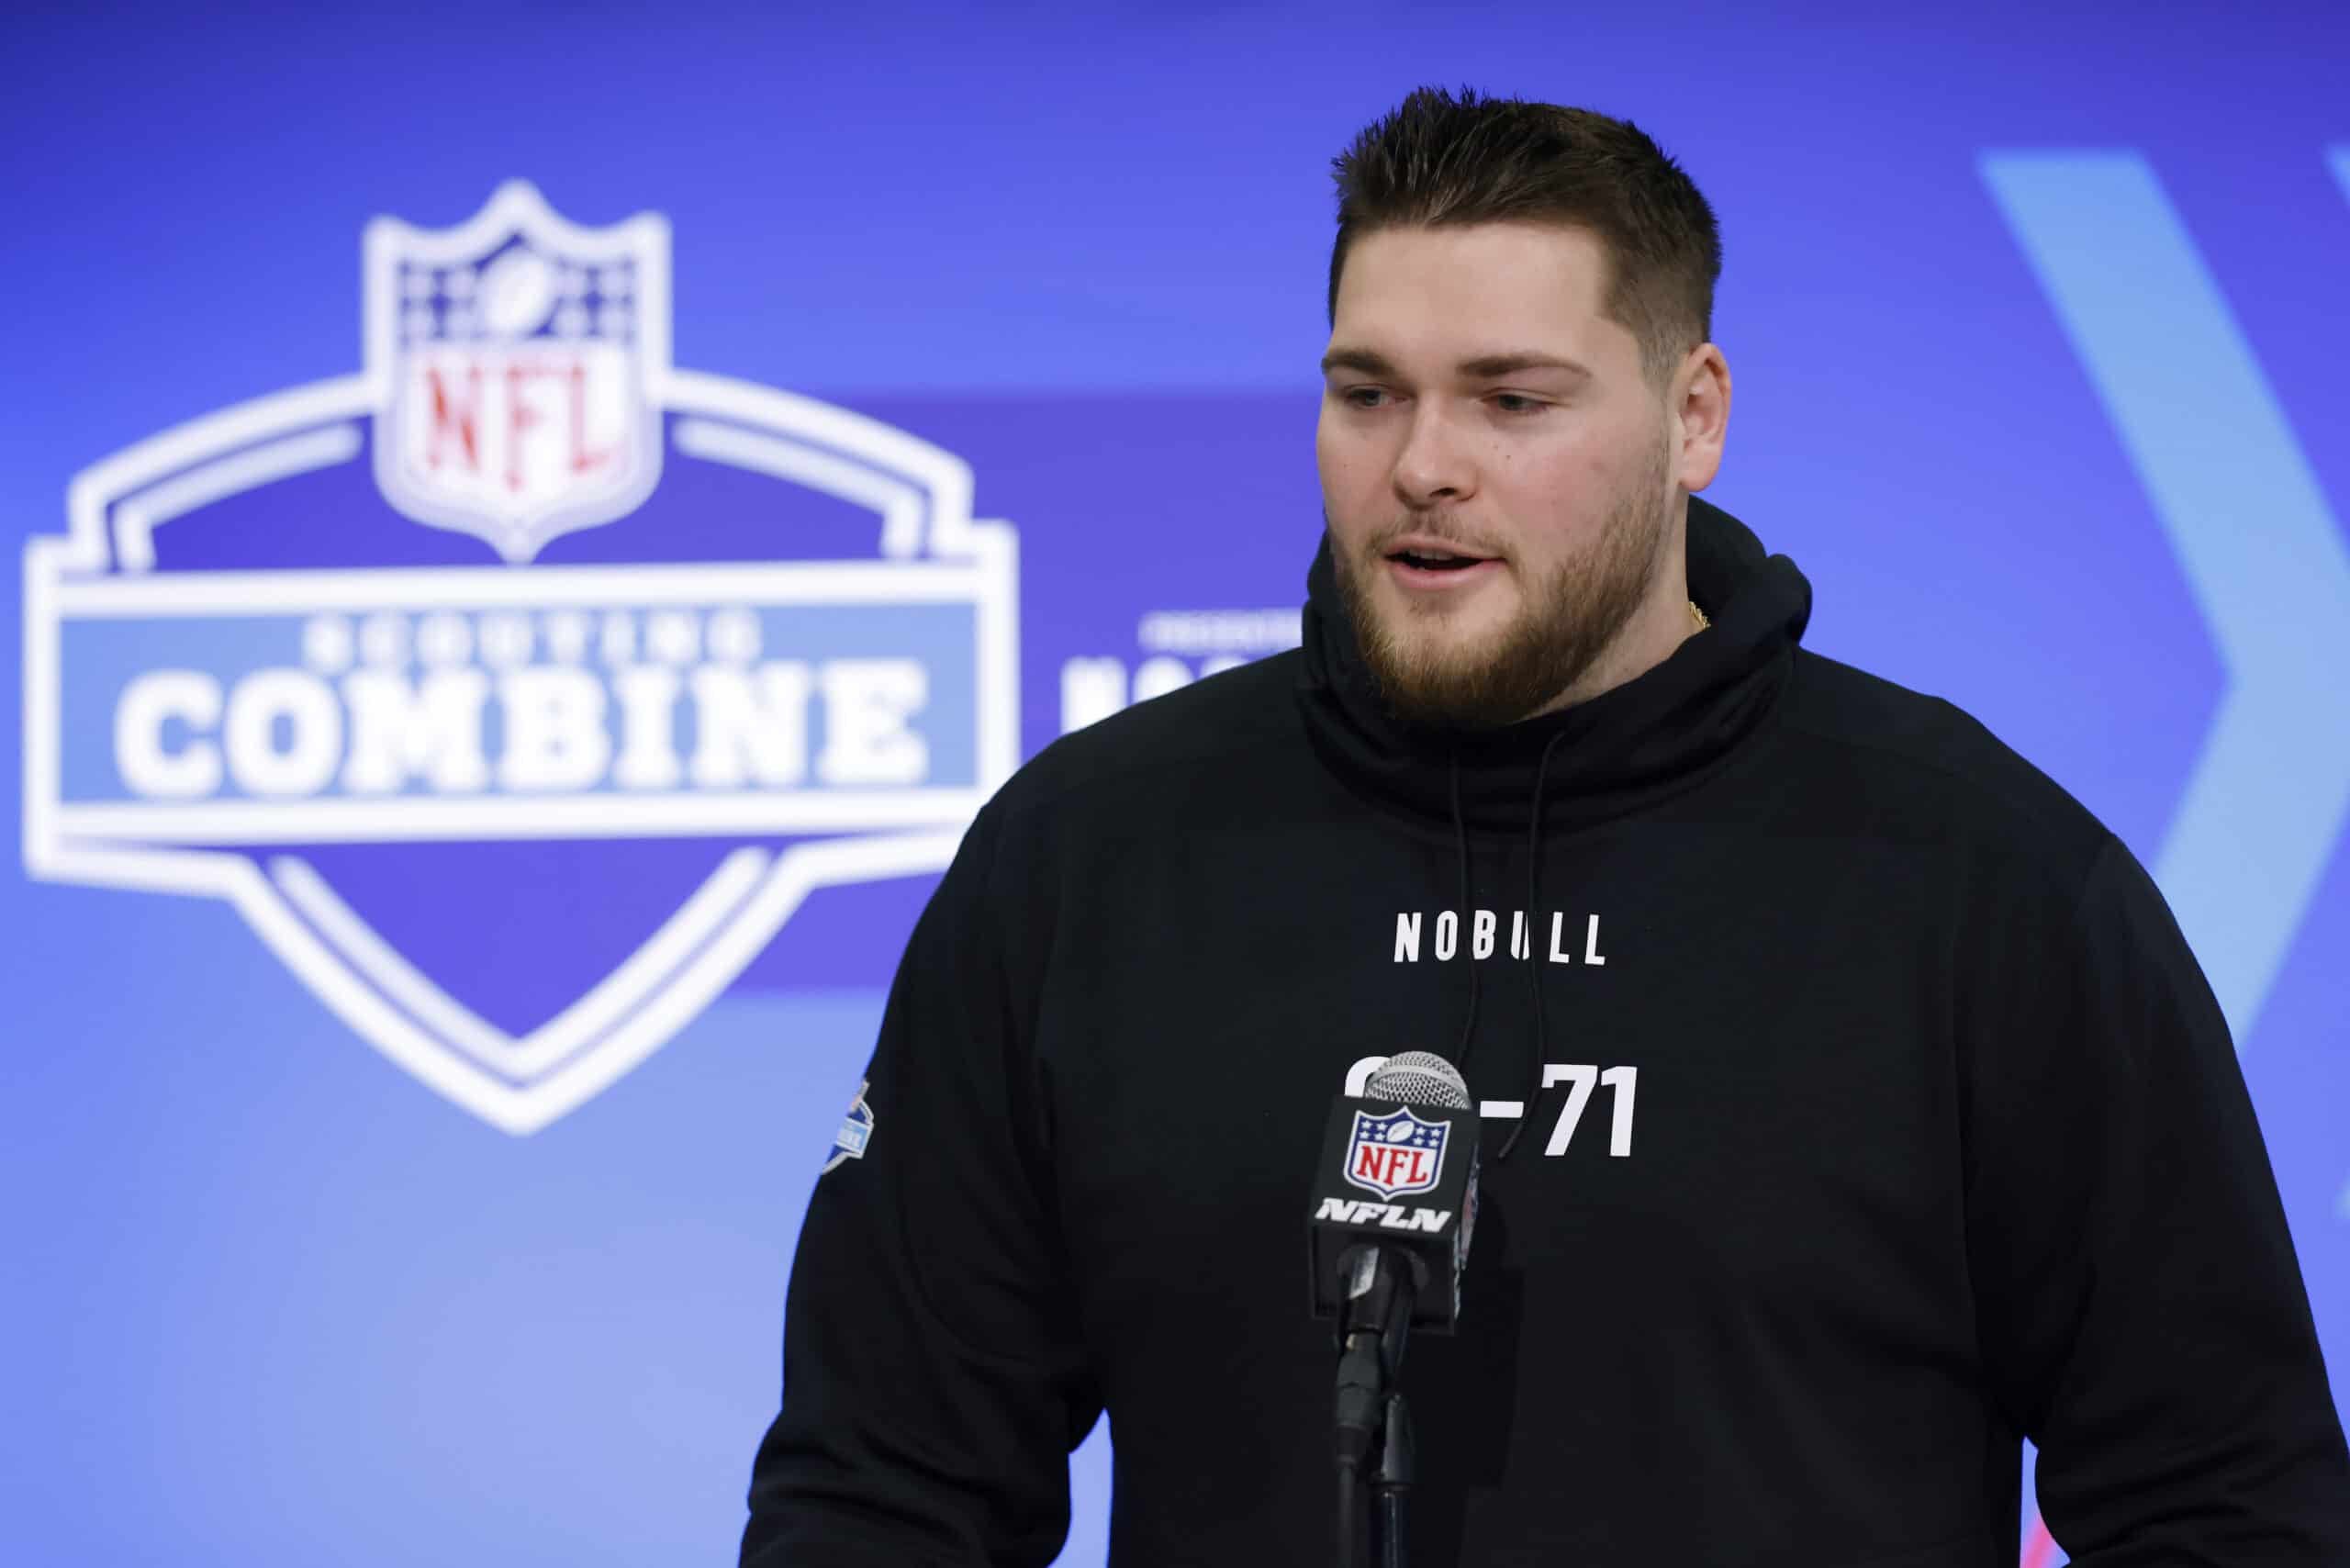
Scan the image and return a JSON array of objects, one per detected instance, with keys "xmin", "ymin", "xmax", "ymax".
[{"xmin": 1542, "ymin": 1064, "xmax": 1637, "ymax": 1157}]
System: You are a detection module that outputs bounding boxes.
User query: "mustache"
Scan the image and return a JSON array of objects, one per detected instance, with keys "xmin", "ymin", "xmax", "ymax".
[{"xmin": 1360, "ymin": 516, "xmax": 1511, "ymax": 560}]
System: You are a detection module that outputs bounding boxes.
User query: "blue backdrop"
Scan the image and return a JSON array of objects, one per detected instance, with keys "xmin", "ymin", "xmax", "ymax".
[{"xmin": 4, "ymin": 6, "xmax": 2344, "ymax": 1565}]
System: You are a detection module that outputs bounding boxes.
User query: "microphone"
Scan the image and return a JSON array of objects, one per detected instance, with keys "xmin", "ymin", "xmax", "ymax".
[
  {"xmin": 1309, "ymin": 1051, "xmax": 1479, "ymax": 1565},
  {"xmin": 1307, "ymin": 1050, "xmax": 1481, "ymax": 1334}
]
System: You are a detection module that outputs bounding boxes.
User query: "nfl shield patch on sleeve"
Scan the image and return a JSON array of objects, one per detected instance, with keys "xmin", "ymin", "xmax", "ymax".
[{"xmin": 824, "ymin": 1080, "xmax": 875, "ymax": 1172}]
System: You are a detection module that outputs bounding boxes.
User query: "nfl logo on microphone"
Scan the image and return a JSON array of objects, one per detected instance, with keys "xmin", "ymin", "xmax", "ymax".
[{"xmin": 1344, "ymin": 1107, "xmax": 1449, "ymax": 1201}]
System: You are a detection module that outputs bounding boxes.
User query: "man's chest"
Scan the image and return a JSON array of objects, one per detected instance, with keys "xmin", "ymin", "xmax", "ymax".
[{"xmin": 1035, "ymin": 822, "xmax": 1975, "ymax": 1342}]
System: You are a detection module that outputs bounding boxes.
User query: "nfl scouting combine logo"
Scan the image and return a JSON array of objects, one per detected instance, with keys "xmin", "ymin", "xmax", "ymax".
[{"xmin": 20, "ymin": 182, "xmax": 1019, "ymax": 1133}]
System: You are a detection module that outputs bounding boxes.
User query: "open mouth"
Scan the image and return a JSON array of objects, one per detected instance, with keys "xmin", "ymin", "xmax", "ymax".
[{"xmin": 1388, "ymin": 548, "xmax": 1494, "ymax": 573}]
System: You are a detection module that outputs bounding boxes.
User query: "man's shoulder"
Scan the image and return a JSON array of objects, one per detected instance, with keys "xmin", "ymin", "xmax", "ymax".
[
  {"xmin": 1775, "ymin": 647, "xmax": 2115, "ymax": 887},
  {"xmin": 990, "ymin": 649, "xmax": 1306, "ymax": 825}
]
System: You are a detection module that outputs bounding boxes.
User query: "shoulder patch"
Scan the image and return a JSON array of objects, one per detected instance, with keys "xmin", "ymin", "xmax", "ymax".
[{"xmin": 823, "ymin": 1080, "xmax": 875, "ymax": 1172}]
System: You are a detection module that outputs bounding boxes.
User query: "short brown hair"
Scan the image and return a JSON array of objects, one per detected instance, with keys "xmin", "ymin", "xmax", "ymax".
[{"xmin": 1328, "ymin": 86, "xmax": 1721, "ymax": 391}]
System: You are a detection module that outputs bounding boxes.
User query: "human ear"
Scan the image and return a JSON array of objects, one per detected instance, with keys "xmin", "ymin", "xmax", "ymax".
[{"xmin": 1673, "ymin": 344, "xmax": 1731, "ymax": 492}]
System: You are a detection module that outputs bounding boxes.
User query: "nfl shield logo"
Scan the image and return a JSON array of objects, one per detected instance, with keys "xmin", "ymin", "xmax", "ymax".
[
  {"xmin": 1343, "ymin": 1107, "xmax": 1449, "ymax": 1200},
  {"xmin": 824, "ymin": 1079, "xmax": 875, "ymax": 1173},
  {"xmin": 368, "ymin": 181, "xmax": 666, "ymax": 563}
]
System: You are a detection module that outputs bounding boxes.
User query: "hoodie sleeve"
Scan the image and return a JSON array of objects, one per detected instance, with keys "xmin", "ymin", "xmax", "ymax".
[
  {"xmin": 741, "ymin": 801, "xmax": 1101, "ymax": 1567},
  {"xmin": 1964, "ymin": 834, "xmax": 2350, "ymax": 1563}
]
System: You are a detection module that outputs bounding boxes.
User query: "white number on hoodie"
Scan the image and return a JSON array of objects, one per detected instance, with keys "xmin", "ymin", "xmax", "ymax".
[
  {"xmin": 1542, "ymin": 1063, "xmax": 1637, "ymax": 1157},
  {"xmin": 1345, "ymin": 1054, "xmax": 1639, "ymax": 1158}
]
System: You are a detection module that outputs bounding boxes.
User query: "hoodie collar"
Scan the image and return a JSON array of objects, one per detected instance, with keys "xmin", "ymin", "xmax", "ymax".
[{"xmin": 1294, "ymin": 495, "xmax": 1812, "ymax": 837}]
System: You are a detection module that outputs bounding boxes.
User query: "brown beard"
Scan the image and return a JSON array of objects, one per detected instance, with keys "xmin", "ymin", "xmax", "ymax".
[{"xmin": 1331, "ymin": 441, "xmax": 1673, "ymax": 732}]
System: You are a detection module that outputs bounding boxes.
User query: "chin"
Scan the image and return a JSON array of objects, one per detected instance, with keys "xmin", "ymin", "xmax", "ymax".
[
  {"xmin": 1381, "ymin": 587, "xmax": 1514, "ymax": 643},
  {"xmin": 1385, "ymin": 614, "xmax": 1514, "ymax": 678}
]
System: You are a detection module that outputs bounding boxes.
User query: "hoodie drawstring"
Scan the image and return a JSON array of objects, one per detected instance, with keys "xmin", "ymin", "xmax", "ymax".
[
  {"xmin": 1494, "ymin": 730, "xmax": 1568, "ymax": 1162},
  {"xmin": 1447, "ymin": 751, "xmax": 1483, "ymax": 1078}
]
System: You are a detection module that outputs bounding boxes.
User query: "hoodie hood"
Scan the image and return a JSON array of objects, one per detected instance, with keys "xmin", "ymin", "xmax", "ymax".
[{"xmin": 1295, "ymin": 494, "xmax": 1813, "ymax": 837}]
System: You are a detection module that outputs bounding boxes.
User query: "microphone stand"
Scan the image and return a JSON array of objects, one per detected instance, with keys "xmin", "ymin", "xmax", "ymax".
[
  {"xmin": 1372, "ymin": 1391, "xmax": 1415, "ymax": 1568},
  {"xmin": 1333, "ymin": 1245, "xmax": 1415, "ymax": 1568}
]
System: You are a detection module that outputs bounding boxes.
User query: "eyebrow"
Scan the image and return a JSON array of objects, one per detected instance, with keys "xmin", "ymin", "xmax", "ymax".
[
  {"xmin": 1458, "ymin": 352, "xmax": 1593, "ymax": 380},
  {"xmin": 1319, "ymin": 347, "xmax": 1594, "ymax": 381}
]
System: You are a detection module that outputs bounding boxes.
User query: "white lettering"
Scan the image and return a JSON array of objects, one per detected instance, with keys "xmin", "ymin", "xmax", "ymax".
[
  {"xmin": 498, "ymin": 667, "xmax": 610, "ymax": 790},
  {"xmin": 1542, "ymin": 1063, "xmax": 1601, "ymax": 1158},
  {"xmin": 1433, "ymin": 910, "xmax": 1458, "ymax": 961},
  {"xmin": 1550, "ymin": 910, "xmax": 1571, "ymax": 965},
  {"xmin": 706, "ymin": 607, "xmax": 762, "ymax": 665},
  {"xmin": 1130, "ymin": 655, "xmax": 1192, "ymax": 703},
  {"xmin": 1136, "ymin": 609, "xmax": 1300, "ymax": 655},
  {"xmin": 340, "ymin": 669, "xmax": 488, "ymax": 792},
  {"xmin": 1509, "ymin": 910, "xmax": 1528, "ymax": 960},
  {"xmin": 1584, "ymin": 913, "xmax": 1607, "ymax": 967},
  {"xmin": 416, "ymin": 610, "xmax": 473, "ymax": 666},
  {"xmin": 542, "ymin": 610, "xmax": 592, "ymax": 664},
  {"xmin": 1313, "ymin": 1196, "xmax": 1454, "ymax": 1231},
  {"xmin": 1540, "ymin": 1063, "xmax": 1638, "ymax": 1158},
  {"xmin": 610, "ymin": 666, "xmax": 682, "ymax": 789},
  {"xmin": 599, "ymin": 610, "xmax": 636, "ymax": 665},
  {"xmin": 114, "ymin": 670, "xmax": 222, "ymax": 798},
  {"xmin": 690, "ymin": 662, "xmax": 811, "ymax": 787},
  {"xmin": 224, "ymin": 669, "xmax": 341, "ymax": 796},
  {"xmin": 1059, "ymin": 657, "xmax": 1126, "ymax": 734},
  {"xmin": 476, "ymin": 612, "xmax": 533, "ymax": 667},
  {"xmin": 1601, "ymin": 1065, "xmax": 1637, "ymax": 1157},
  {"xmin": 818, "ymin": 659, "xmax": 927, "ymax": 785},
  {"xmin": 1472, "ymin": 908, "xmax": 1495, "ymax": 959},
  {"xmin": 1058, "ymin": 653, "xmax": 1259, "ymax": 734},
  {"xmin": 99, "ymin": 616, "xmax": 959, "ymax": 806},
  {"xmin": 646, "ymin": 610, "xmax": 699, "ymax": 665},
  {"xmin": 1393, "ymin": 912, "xmax": 1422, "ymax": 962},
  {"xmin": 301, "ymin": 614, "xmax": 353, "ymax": 673},
  {"xmin": 358, "ymin": 611, "xmax": 408, "ymax": 666}
]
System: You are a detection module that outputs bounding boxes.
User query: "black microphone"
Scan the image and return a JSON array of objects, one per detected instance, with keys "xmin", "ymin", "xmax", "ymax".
[
  {"xmin": 1308, "ymin": 1051, "xmax": 1479, "ymax": 1566},
  {"xmin": 1307, "ymin": 1050, "xmax": 1481, "ymax": 1334}
]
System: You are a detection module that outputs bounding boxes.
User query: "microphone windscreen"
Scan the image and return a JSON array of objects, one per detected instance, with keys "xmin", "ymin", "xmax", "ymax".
[{"xmin": 1365, "ymin": 1051, "xmax": 1470, "ymax": 1109}]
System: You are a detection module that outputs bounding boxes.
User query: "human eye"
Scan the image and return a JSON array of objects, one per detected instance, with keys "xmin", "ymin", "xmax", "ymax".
[
  {"xmin": 1490, "ymin": 392, "xmax": 1550, "ymax": 417},
  {"xmin": 1340, "ymin": 385, "xmax": 1392, "ymax": 409}
]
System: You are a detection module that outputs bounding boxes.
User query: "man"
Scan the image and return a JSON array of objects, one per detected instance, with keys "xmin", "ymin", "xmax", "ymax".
[{"xmin": 742, "ymin": 88, "xmax": 2349, "ymax": 1565}]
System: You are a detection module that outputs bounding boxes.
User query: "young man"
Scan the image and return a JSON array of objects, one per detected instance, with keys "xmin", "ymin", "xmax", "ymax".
[{"xmin": 742, "ymin": 88, "xmax": 2349, "ymax": 1565}]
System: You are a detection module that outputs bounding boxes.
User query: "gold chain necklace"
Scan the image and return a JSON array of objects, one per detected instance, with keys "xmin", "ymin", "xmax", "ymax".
[{"xmin": 1687, "ymin": 599, "xmax": 1709, "ymax": 632}]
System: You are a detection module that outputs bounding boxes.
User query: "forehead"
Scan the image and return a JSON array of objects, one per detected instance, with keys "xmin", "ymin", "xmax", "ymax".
[{"xmin": 1331, "ymin": 222, "xmax": 1617, "ymax": 353}]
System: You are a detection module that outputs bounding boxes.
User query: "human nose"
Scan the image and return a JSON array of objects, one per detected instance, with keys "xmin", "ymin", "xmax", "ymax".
[{"xmin": 1392, "ymin": 404, "xmax": 1475, "ymax": 508}]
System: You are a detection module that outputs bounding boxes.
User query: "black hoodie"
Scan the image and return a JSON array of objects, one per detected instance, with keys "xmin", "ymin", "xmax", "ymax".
[{"xmin": 743, "ymin": 498, "xmax": 2349, "ymax": 1567}]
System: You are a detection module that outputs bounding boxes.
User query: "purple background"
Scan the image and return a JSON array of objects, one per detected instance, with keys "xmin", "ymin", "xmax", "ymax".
[{"xmin": 4, "ymin": 5, "xmax": 2344, "ymax": 1564}]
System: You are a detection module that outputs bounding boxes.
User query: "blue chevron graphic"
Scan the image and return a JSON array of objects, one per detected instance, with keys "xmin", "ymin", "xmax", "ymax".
[
  {"xmin": 1980, "ymin": 152, "xmax": 2350, "ymax": 1070},
  {"xmin": 1986, "ymin": 145, "xmax": 2350, "ymax": 1568}
]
